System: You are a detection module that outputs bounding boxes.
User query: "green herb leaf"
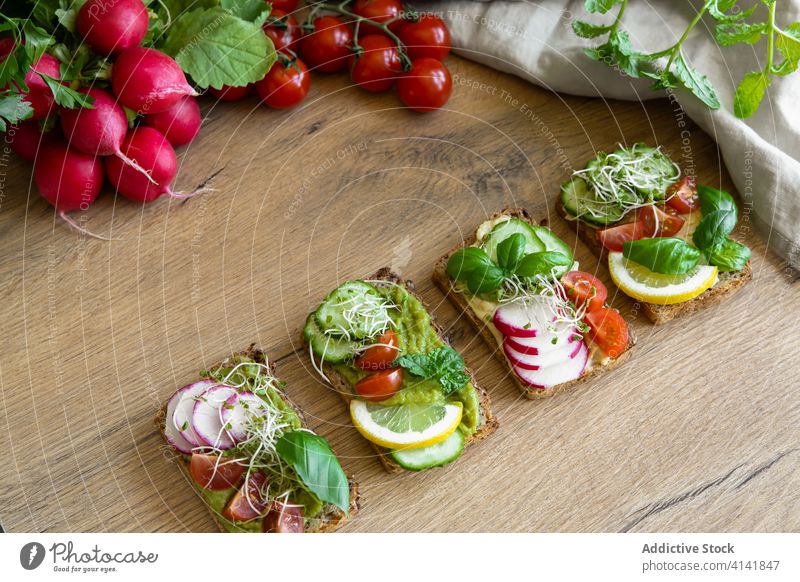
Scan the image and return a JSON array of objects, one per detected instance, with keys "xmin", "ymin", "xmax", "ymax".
[
  {"xmin": 734, "ymin": 70, "xmax": 770, "ymax": 118},
  {"xmin": 220, "ymin": 0, "xmax": 271, "ymax": 25},
  {"xmin": 673, "ymin": 51, "xmax": 720, "ymax": 109},
  {"xmin": 706, "ymin": 238, "xmax": 751, "ymax": 271},
  {"xmin": 160, "ymin": 7, "xmax": 276, "ymax": 89},
  {"xmin": 584, "ymin": 0, "xmax": 623, "ymax": 15},
  {"xmin": 572, "ymin": 20, "xmax": 612, "ymax": 39},
  {"xmin": 0, "ymin": 93, "xmax": 34, "ymax": 132},
  {"xmin": 697, "ymin": 185, "xmax": 737, "ymax": 216},
  {"xmin": 775, "ymin": 23, "xmax": 800, "ymax": 76},
  {"xmin": 496, "ymin": 233, "xmax": 526, "ymax": 273},
  {"xmin": 395, "ymin": 346, "xmax": 470, "ymax": 397},
  {"xmin": 693, "ymin": 209, "xmax": 737, "ymax": 250},
  {"xmin": 37, "ymin": 74, "xmax": 95, "ymax": 109},
  {"xmin": 715, "ymin": 21, "xmax": 766, "ymax": 46},
  {"xmin": 446, "ymin": 247, "xmax": 504, "ymax": 294},
  {"xmin": 622, "ymin": 237, "xmax": 701, "ymax": 275},
  {"xmin": 515, "ymin": 251, "xmax": 572, "ymax": 278},
  {"xmin": 275, "ymin": 430, "xmax": 350, "ymax": 515}
]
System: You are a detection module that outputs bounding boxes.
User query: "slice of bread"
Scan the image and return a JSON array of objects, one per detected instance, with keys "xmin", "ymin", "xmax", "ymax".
[
  {"xmin": 432, "ymin": 208, "xmax": 635, "ymax": 400},
  {"xmin": 303, "ymin": 268, "xmax": 499, "ymax": 474},
  {"xmin": 556, "ymin": 202, "xmax": 753, "ymax": 325},
  {"xmin": 154, "ymin": 344, "xmax": 360, "ymax": 533}
]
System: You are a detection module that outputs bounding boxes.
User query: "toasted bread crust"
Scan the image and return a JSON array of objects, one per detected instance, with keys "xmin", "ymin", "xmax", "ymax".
[
  {"xmin": 556, "ymin": 202, "xmax": 753, "ymax": 325},
  {"xmin": 303, "ymin": 269, "xmax": 498, "ymax": 474},
  {"xmin": 154, "ymin": 344, "xmax": 360, "ymax": 533},
  {"xmin": 432, "ymin": 208, "xmax": 635, "ymax": 400}
]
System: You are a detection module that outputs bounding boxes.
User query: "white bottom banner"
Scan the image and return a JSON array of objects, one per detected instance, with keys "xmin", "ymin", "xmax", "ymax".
[{"xmin": 1, "ymin": 533, "xmax": 797, "ymax": 581}]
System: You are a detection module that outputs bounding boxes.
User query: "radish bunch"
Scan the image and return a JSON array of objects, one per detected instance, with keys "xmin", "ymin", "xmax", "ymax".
[{"xmin": 3, "ymin": 0, "xmax": 204, "ymax": 237}]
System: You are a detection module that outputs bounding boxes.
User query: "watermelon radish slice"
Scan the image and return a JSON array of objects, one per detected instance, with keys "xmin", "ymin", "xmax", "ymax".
[
  {"xmin": 505, "ymin": 324, "xmax": 580, "ymax": 355},
  {"xmin": 164, "ymin": 386, "xmax": 197, "ymax": 454},
  {"xmin": 512, "ymin": 342, "xmax": 589, "ymax": 389},
  {"xmin": 493, "ymin": 298, "xmax": 554, "ymax": 338},
  {"xmin": 503, "ymin": 338, "xmax": 582, "ymax": 371},
  {"xmin": 173, "ymin": 379, "xmax": 217, "ymax": 447},
  {"xmin": 221, "ymin": 392, "xmax": 269, "ymax": 443},
  {"xmin": 192, "ymin": 385, "xmax": 238, "ymax": 450}
]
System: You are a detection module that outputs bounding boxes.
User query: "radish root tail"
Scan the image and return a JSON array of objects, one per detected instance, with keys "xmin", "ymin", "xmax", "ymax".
[
  {"xmin": 115, "ymin": 150, "xmax": 159, "ymax": 185},
  {"xmin": 166, "ymin": 185, "xmax": 215, "ymax": 200},
  {"xmin": 60, "ymin": 211, "xmax": 121, "ymax": 241}
]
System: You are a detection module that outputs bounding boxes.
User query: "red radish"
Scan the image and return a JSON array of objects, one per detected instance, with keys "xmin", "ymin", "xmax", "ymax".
[
  {"xmin": 59, "ymin": 87, "xmax": 156, "ymax": 184},
  {"xmin": 5, "ymin": 120, "xmax": 49, "ymax": 162},
  {"xmin": 77, "ymin": 0, "xmax": 149, "ymax": 55},
  {"xmin": 221, "ymin": 392, "xmax": 268, "ymax": 443},
  {"xmin": 172, "ymin": 380, "xmax": 218, "ymax": 448},
  {"xmin": 192, "ymin": 385, "xmax": 238, "ymax": 450},
  {"xmin": 207, "ymin": 84, "xmax": 252, "ymax": 101},
  {"xmin": 164, "ymin": 385, "xmax": 197, "ymax": 454},
  {"xmin": 19, "ymin": 53, "xmax": 62, "ymax": 120},
  {"xmin": 513, "ymin": 343, "xmax": 589, "ymax": 389},
  {"xmin": 106, "ymin": 126, "xmax": 201, "ymax": 203},
  {"xmin": 33, "ymin": 139, "xmax": 106, "ymax": 236},
  {"xmin": 504, "ymin": 325, "xmax": 580, "ymax": 355},
  {"xmin": 111, "ymin": 47, "xmax": 197, "ymax": 114},
  {"xmin": 493, "ymin": 297, "xmax": 560, "ymax": 338},
  {"xmin": 142, "ymin": 95, "xmax": 201, "ymax": 147},
  {"xmin": 503, "ymin": 339, "xmax": 583, "ymax": 371}
]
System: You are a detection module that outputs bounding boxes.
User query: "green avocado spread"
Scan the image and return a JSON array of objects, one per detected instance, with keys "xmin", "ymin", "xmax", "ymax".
[
  {"xmin": 332, "ymin": 283, "xmax": 481, "ymax": 436},
  {"xmin": 189, "ymin": 356, "xmax": 324, "ymax": 533}
]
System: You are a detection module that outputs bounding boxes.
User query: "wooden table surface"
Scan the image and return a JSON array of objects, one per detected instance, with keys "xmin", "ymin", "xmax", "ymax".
[{"xmin": 1, "ymin": 56, "xmax": 798, "ymax": 533}]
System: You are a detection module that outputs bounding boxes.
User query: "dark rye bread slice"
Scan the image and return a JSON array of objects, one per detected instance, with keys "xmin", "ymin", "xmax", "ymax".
[
  {"xmin": 555, "ymin": 202, "xmax": 753, "ymax": 325},
  {"xmin": 432, "ymin": 208, "xmax": 635, "ymax": 401},
  {"xmin": 154, "ymin": 344, "xmax": 360, "ymax": 533},
  {"xmin": 303, "ymin": 268, "xmax": 498, "ymax": 474}
]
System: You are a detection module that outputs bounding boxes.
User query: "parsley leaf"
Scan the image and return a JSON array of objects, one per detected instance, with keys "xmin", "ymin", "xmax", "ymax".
[
  {"xmin": 0, "ymin": 93, "xmax": 34, "ymax": 132},
  {"xmin": 395, "ymin": 346, "xmax": 471, "ymax": 396},
  {"xmin": 37, "ymin": 74, "xmax": 95, "ymax": 109}
]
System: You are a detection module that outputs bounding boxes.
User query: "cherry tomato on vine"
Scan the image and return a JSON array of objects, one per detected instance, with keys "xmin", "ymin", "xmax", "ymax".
[
  {"xmin": 300, "ymin": 16, "xmax": 354, "ymax": 73},
  {"xmin": 263, "ymin": 9, "xmax": 300, "ymax": 53},
  {"xmin": 397, "ymin": 14, "xmax": 451, "ymax": 61},
  {"xmin": 269, "ymin": 0, "xmax": 299, "ymax": 11},
  {"xmin": 255, "ymin": 59, "xmax": 310, "ymax": 109},
  {"xmin": 349, "ymin": 35, "xmax": 402, "ymax": 92},
  {"xmin": 353, "ymin": 0, "xmax": 404, "ymax": 30},
  {"xmin": 397, "ymin": 57, "xmax": 452, "ymax": 112},
  {"xmin": 207, "ymin": 84, "xmax": 253, "ymax": 101}
]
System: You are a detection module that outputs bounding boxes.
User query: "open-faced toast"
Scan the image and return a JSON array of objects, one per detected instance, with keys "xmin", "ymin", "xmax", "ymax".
[
  {"xmin": 433, "ymin": 208, "xmax": 634, "ymax": 400},
  {"xmin": 303, "ymin": 268, "xmax": 498, "ymax": 474},
  {"xmin": 155, "ymin": 344, "xmax": 360, "ymax": 532}
]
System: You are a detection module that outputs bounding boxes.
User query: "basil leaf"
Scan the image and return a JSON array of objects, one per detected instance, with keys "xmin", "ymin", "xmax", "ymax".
[
  {"xmin": 496, "ymin": 233, "xmax": 526, "ymax": 272},
  {"xmin": 693, "ymin": 208, "xmax": 737, "ymax": 250},
  {"xmin": 275, "ymin": 430, "xmax": 349, "ymax": 515},
  {"xmin": 697, "ymin": 184, "xmax": 737, "ymax": 216},
  {"xmin": 706, "ymin": 238, "xmax": 751, "ymax": 271},
  {"xmin": 515, "ymin": 251, "xmax": 571, "ymax": 278},
  {"xmin": 622, "ymin": 237, "xmax": 701, "ymax": 275},
  {"xmin": 446, "ymin": 247, "xmax": 504, "ymax": 293}
]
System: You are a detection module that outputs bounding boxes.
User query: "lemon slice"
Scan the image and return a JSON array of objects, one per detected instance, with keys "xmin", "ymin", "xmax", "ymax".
[
  {"xmin": 350, "ymin": 400, "xmax": 462, "ymax": 450},
  {"xmin": 608, "ymin": 251, "xmax": 718, "ymax": 305}
]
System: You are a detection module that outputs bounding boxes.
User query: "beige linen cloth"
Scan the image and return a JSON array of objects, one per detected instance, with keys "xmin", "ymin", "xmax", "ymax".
[{"xmin": 413, "ymin": 0, "xmax": 800, "ymax": 267}]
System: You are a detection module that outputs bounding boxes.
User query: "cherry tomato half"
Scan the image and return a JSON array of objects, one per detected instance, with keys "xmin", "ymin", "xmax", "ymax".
[
  {"xmin": 355, "ymin": 330, "xmax": 400, "ymax": 370},
  {"xmin": 189, "ymin": 453, "xmax": 245, "ymax": 491},
  {"xmin": 207, "ymin": 84, "xmax": 252, "ymax": 101},
  {"xmin": 262, "ymin": 500, "xmax": 304, "ymax": 533},
  {"xmin": 263, "ymin": 9, "xmax": 300, "ymax": 53},
  {"xmin": 349, "ymin": 35, "xmax": 402, "ymax": 92},
  {"xmin": 255, "ymin": 59, "xmax": 310, "ymax": 109},
  {"xmin": 597, "ymin": 221, "xmax": 646, "ymax": 252},
  {"xmin": 397, "ymin": 14, "xmax": 451, "ymax": 61},
  {"xmin": 397, "ymin": 57, "xmax": 452, "ymax": 112},
  {"xmin": 355, "ymin": 367, "xmax": 404, "ymax": 402},
  {"xmin": 582, "ymin": 307, "xmax": 629, "ymax": 359},
  {"xmin": 301, "ymin": 16, "xmax": 353, "ymax": 73},
  {"xmin": 561, "ymin": 271, "xmax": 607, "ymax": 312},
  {"xmin": 665, "ymin": 176, "xmax": 700, "ymax": 214},
  {"xmin": 636, "ymin": 205, "xmax": 685, "ymax": 238},
  {"xmin": 223, "ymin": 472, "xmax": 269, "ymax": 522},
  {"xmin": 353, "ymin": 0, "xmax": 404, "ymax": 30}
]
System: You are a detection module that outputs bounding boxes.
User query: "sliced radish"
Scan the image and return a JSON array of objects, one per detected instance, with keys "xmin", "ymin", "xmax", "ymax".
[
  {"xmin": 192, "ymin": 385, "xmax": 238, "ymax": 450},
  {"xmin": 513, "ymin": 342, "xmax": 589, "ymax": 389},
  {"xmin": 164, "ymin": 387, "xmax": 196, "ymax": 454},
  {"xmin": 493, "ymin": 298, "xmax": 554, "ymax": 338},
  {"xmin": 172, "ymin": 379, "xmax": 217, "ymax": 447},
  {"xmin": 503, "ymin": 339, "xmax": 580, "ymax": 371},
  {"xmin": 505, "ymin": 324, "xmax": 580, "ymax": 355},
  {"xmin": 221, "ymin": 392, "xmax": 269, "ymax": 443}
]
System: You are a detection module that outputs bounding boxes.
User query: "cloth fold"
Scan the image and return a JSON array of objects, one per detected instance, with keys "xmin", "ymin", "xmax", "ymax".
[{"xmin": 413, "ymin": 0, "xmax": 800, "ymax": 267}]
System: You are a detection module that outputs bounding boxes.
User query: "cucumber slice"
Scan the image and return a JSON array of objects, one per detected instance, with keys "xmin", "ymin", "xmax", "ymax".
[
  {"xmin": 481, "ymin": 218, "xmax": 545, "ymax": 262},
  {"xmin": 303, "ymin": 314, "xmax": 359, "ymax": 363},
  {"xmin": 560, "ymin": 176, "xmax": 626, "ymax": 226},
  {"xmin": 314, "ymin": 281, "xmax": 390, "ymax": 340},
  {"xmin": 389, "ymin": 430, "xmax": 465, "ymax": 471},
  {"xmin": 530, "ymin": 226, "xmax": 573, "ymax": 278}
]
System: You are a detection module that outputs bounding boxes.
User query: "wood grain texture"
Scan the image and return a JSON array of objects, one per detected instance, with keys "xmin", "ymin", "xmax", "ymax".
[{"xmin": 0, "ymin": 57, "xmax": 798, "ymax": 533}]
